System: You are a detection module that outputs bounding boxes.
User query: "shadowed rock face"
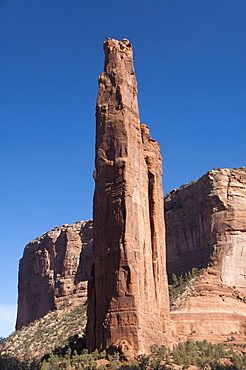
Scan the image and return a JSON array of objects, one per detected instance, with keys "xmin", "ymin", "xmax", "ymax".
[
  {"xmin": 86, "ymin": 38, "xmax": 171, "ymax": 358},
  {"xmin": 165, "ymin": 168, "xmax": 246, "ymax": 291},
  {"xmin": 16, "ymin": 221, "xmax": 93, "ymax": 330}
]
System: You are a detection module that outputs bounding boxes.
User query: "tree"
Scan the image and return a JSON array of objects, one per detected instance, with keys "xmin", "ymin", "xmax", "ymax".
[{"xmin": 172, "ymin": 273, "xmax": 178, "ymax": 287}]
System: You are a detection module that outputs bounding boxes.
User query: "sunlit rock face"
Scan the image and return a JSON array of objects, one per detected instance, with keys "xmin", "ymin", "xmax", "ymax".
[
  {"xmin": 86, "ymin": 38, "xmax": 171, "ymax": 359},
  {"xmin": 16, "ymin": 166, "xmax": 246, "ymax": 346},
  {"xmin": 165, "ymin": 168, "xmax": 246, "ymax": 344},
  {"xmin": 165, "ymin": 167, "xmax": 246, "ymax": 290},
  {"xmin": 16, "ymin": 220, "xmax": 93, "ymax": 330}
]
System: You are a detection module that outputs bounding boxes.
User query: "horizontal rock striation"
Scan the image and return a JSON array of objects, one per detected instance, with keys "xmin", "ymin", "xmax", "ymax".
[
  {"xmin": 165, "ymin": 168, "xmax": 246, "ymax": 343},
  {"xmin": 165, "ymin": 168, "xmax": 246, "ymax": 289},
  {"xmin": 16, "ymin": 168, "xmax": 246, "ymax": 346},
  {"xmin": 170, "ymin": 273, "xmax": 246, "ymax": 345},
  {"xmin": 16, "ymin": 220, "xmax": 93, "ymax": 330}
]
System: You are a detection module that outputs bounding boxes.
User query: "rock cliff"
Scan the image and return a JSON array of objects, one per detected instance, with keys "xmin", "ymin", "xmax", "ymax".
[
  {"xmin": 165, "ymin": 168, "xmax": 246, "ymax": 344},
  {"xmin": 86, "ymin": 38, "xmax": 171, "ymax": 358},
  {"xmin": 165, "ymin": 168, "xmax": 246, "ymax": 289},
  {"xmin": 16, "ymin": 168, "xmax": 246, "ymax": 347},
  {"xmin": 16, "ymin": 220, "xmax": 93, "ymax": 330},
  {"xmin": 15, "ymin": 38, "xmax": 245, "ymax": 353}
]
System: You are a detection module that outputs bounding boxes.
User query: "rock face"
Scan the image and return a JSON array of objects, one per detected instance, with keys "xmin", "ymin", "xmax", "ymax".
[
  {"xmin": 170, "ymin": 273, "xmax": 246, "ymax": 346},
  {"xmin": 15, "ymin": 36, "xmax": 245, "ymax": 351},
  {"xmin": 15, "ymin": 167, "xmax": 246, "ymax": 347},
  {"xmin": 16, "ymin": 220, "xmax": 93, "ymax": 330},
  {"xmin": 86, "ymin": 38, "xmax": 171, "ymax": 358},
  {"xmin": 165, "ymin": 168, "xmax": 246, "ymax": 289},
  {"xmin": 165, "ymin": 168, "xmax": 246, "ymax": 343}
]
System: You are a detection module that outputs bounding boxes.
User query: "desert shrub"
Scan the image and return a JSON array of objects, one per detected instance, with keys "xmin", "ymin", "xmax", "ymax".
[
  {"xmin": 79, "ymin": 349, "xmax": 96, "ymax": 370},
  {"xmin": 169, "ymin": 268, "xmax": 204, "ymax": 306},
  {"xmin": 150, "ymin": 344, "xmax": 167, "ymax": 359},
  {"xmin": 40, "ymin": 359, "xmax": 49, "ymax": 370},
  {"xmin": 137, "ymin": 354, "xmax": 149, "ymax": 370},
  {"xmin": 232, "ymin": 353, "xmax": 243, "ymax": 369},
  {"xmin": 128, "ymin": 359, "xmax": 140, "ymax": 370},
  {"xmin": 98, "ymin": 365, "xmax": 107, "ymax": 370},
  {"xmin": 175, "ymin": 350, "xmax": 193, "ymax": 368},
  {"xmin": 149, "ymin": 344, "xmax": 169, "ymax": 369},
  {"xmin": 171, "ymin": 273, "xmax": 178, "ymax": 287},
  {"xmin": 108, "ymin": 352, "xmax": 121, "ymax": 370}
]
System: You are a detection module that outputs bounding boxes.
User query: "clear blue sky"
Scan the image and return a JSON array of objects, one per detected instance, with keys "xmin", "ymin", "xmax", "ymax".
[{"xmin": 0, "ymin": 0, "xmax": 245, "ymax": 337}]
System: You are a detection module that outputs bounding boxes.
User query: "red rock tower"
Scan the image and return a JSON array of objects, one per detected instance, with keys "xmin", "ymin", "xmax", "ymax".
[{"xmin": 86, "ymin": 38, "xmax": 171, "ymax": 358}]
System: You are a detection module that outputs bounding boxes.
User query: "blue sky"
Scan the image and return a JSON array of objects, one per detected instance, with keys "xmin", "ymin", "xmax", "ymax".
[{"xmin": 0, "ymin": 0, "xmax": 245, "ymax": 337}]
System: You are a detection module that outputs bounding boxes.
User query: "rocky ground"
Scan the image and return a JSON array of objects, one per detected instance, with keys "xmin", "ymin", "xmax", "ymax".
[
  {"xmin": 169, "ymin": 271, "xmax": 246, "ymax": 350},
  {"xmin": 0, "ymin": 304, "xmax": 86, "ymax": 361},
  {"xmin": 1, "ymin": 289, "xmax": 246, "ymax": 369}
]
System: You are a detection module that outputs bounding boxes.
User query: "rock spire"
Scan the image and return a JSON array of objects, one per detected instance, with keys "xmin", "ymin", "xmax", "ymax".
[{"xmin": 86, "ymin": 38, "xmax": 171, "ymax": 358}]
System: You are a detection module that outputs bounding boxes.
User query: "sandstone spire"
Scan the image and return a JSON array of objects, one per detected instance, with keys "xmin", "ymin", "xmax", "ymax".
[{"xmin": 86, "ymin": 38, "xmax": 171, "ymax": 358}]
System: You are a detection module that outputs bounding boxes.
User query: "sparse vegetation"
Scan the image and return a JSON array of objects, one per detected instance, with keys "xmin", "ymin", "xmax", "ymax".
[
  {"xmin": 0, "ymin": 304, "xmax": 87, "ymax": 365},
  {"xmin": 165, "ymin": 180, "xmax": 197, "ymax": 199},
  {"xmin": 1, "ymin": 273, "xmax": 245, "ymax": 369},
  {"xmin": 169, "ymin": 267, "xmax": 204, "ymax": 307},
  {"xmin": 1, "ymin": 339, "xmax": 246, "ymax": 369}
]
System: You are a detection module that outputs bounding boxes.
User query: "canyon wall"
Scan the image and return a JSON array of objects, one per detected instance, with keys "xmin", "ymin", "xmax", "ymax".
[
  {"xmin": 15, "ymin": 37, "xmax": 245, "ymax": 352},
  {"xmin": 165, "ymin": 168, "xmax": 246, "ymax": 344},
  {"xmin": 16, "ymin": 220, "xmax": 93, "ymax": 330},
  {"xmin": 86, "ymin": 38, "xmax": 171, "ymax": 358},
  {"xmin": 16, "ymin": 168, "xmax": 246, "ymax": 346},
  {"xmin": 165, "ymin": 167, "xmax": 246, "ymax": 290}
]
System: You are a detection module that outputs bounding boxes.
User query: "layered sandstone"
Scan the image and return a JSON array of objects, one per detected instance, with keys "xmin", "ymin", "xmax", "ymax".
[
  {"xmin": 165, "ymin": 168, "xmax": 246, "ymax": 344},
  {"xmin": 16, "ymin": 220, "xmax": 93, "ymax": 330},
  {"xmin": 165, "ymin": 168, "xmax": 246, "ymax": 288},
  {"xmin": 86, "ymin": 38, "xmax": 171, "ymax": 358},
  {"xmin": 16, "ymin": 168, "xmax": 246, "ymax": 346},
  {"xmin": 170, "ymin": 273, "xmax": 246, "ymax": 346}
]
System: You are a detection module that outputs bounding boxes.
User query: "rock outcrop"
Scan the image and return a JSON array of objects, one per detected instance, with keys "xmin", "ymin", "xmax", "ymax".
[
  {"xmin": 165, "ymin": 168, "xmax": 246, "ymax": 344},
  {"xmin": 16, "ymin": 220, "xmax": 93, "ymax": 330},
  {"xmin": 86, "ymin": 38, "xmax": 171, "ymax": 358},
  {"xmin": 15, "ymin": 168, "xmax": 246, "ymax": 347},
  {"xmin": 15, "ymin": 36, "xmax": 245, "ymax": 352},
  {"xmin": 170, "ymin": 273, "xmax": 246, "ymax": 346},
  {"xmin": 165, "ymin": 168, "xmax": 246, "ymax": 288}
]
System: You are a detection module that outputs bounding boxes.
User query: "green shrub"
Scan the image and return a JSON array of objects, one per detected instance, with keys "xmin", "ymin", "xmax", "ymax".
[
  {"xmin": 137, "ymin": 354, "xmax": 149, "ymax": 370},
  {"xmin": 169, "ymin": 268, "xmax": 204, "ymax": 307},
  {"xmin": 232, "ymin": 354, "xmax": 243, "ymax": 369},
  {"xmin": 128, "ymin": 359, "xmax": 140, "ymax": 370},
  {"xmin": 108, "ymin": 352, "xmax": 121, "ymax": 370}
]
